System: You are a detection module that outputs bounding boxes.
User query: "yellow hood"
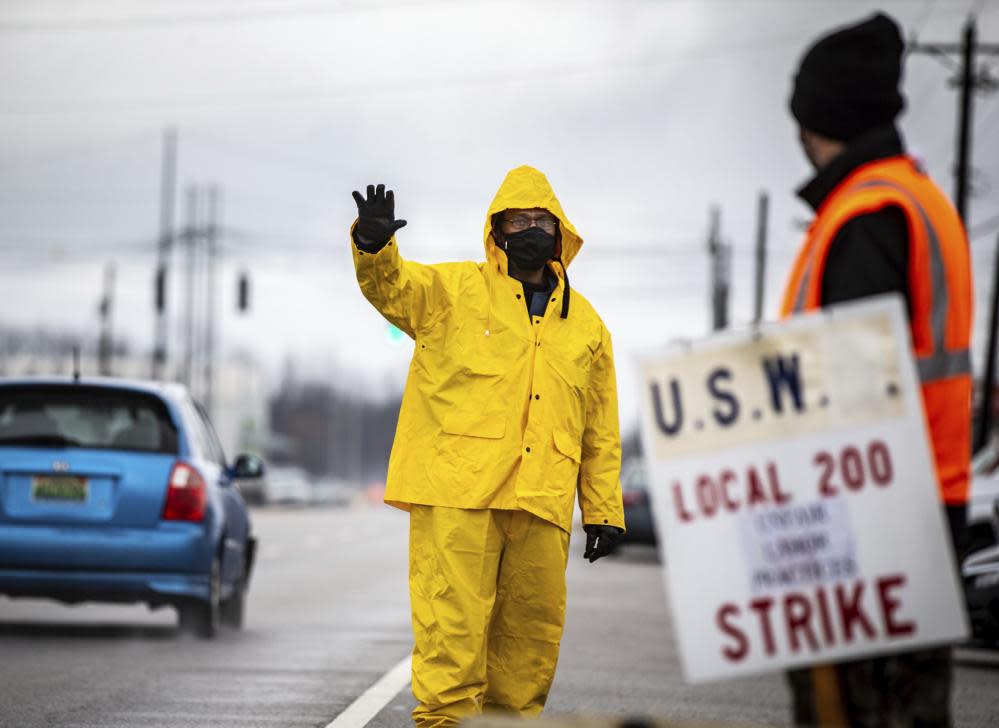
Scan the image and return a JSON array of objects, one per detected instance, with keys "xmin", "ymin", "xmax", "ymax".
[{"xmin": 483, "ymin": 165, "xmax": 583, "ymax": 272}]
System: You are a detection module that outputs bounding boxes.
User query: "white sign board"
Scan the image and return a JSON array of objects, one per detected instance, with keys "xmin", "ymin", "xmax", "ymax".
[{"xmin": 637, "ymin": 296, "xmax": 968, "ymax": 683}]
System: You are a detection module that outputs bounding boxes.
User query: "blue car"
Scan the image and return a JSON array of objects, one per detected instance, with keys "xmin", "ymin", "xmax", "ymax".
[{"xmin": 0, "ymin": 377, "xmax": 260, "ymax": 638}]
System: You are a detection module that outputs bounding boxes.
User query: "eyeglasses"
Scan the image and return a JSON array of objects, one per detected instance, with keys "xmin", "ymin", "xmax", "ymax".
[{"xmin": 502, "ymin": 214, "xmax": 559, "ymax": 234}]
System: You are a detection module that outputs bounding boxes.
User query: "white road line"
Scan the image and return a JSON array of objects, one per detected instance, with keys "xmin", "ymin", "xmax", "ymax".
[{"xmin": 324, "ymin": 654, "xmax": 412, "ymax": 728}]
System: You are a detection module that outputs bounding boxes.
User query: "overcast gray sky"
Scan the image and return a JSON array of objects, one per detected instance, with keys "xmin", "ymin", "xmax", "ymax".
[{"xmin": 2, "ymin": 0, "xmax": 998, "ymax": 426}]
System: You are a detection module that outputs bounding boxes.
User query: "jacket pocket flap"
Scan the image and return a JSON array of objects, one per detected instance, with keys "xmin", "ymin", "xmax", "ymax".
[
  {"xmin": 442, "ymin": 412, "xmax": 506, "ymax": 439},
  {"xmin": 553, "ymin": 430, "xmax": 582, "ymax": 463}
]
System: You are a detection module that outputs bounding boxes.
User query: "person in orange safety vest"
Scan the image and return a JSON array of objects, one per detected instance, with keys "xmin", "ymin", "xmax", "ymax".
[{"xmin": 780, "ymin": 12, "xmax": 973, "ymax": 728}]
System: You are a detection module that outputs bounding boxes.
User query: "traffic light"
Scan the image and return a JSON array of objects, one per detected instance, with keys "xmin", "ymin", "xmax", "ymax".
[
  {"xmin": 237, "ymin": 272, "xmax": 250, "ymax": 313},
  {"xmin": 154, "ymin": 265, "xmax": 166, "ymax": 312},
  {"xmin": 386, "ymin": 324, "xmax": 407, "ymax": 345}
]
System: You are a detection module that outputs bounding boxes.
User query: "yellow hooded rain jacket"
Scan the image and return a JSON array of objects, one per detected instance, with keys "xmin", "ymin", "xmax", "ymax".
[{"xmin": 351, "ymin": 166, "xmax": 623, "ymax": 533}]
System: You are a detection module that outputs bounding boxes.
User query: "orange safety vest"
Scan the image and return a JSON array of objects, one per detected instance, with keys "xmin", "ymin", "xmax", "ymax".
[{"xmin": 781, "ymin": 156, "xmax": 973, "ymax": 505}]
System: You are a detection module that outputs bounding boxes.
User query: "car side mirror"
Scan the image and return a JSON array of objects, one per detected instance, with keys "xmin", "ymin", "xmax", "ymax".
[{"xmin": 231, "ymin": 453, "xmax": 266, "ymax": 479}]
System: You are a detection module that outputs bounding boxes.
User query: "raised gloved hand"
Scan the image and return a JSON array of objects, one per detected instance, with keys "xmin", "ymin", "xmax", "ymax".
[
  {"xmin": 351, "ymin": 183, "xmax": 407, "ymax": 249},
  {"xmin": 583, "ymin": 524, "xmax": 621, "ymax": 563}
]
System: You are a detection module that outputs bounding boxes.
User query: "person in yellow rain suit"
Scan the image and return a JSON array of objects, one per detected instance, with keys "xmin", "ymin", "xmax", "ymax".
[{"xmin": 349, "ymin": 166, "xmax": 624, "ymax": 727}]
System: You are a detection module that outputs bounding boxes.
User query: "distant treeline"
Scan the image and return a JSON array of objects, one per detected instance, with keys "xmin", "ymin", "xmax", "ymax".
[
  {"xmin": 0, "ymin": 325, "xmax": 128, "ymax": 373},
  {"xmin": 268, "ymin": 378, "xmax": 401, "ymax": 484},
  {"xmin": 268, "ymin": 375, "xmax": 645, "ymax": 484}
]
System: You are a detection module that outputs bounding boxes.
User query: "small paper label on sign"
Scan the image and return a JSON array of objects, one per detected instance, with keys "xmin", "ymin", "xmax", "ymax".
[{"xmin": 738, "ymin": 498, "xmax": 857, "ymax": 594}]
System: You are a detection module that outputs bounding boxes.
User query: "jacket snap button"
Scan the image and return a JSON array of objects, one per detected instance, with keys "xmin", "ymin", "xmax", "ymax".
[
  {"xmin": 525, "ymin": 447, "xmax": 531, "ymax": 453},
  {"xmin": 516, "ymin": 294, "xmax": 521, "ymax": 299},
  {"xmin": 534, "ymin": 394, "xmax": 540, "ymax": 400},
  {"xmin": 484, "ymin": 330, "xmax": 490, "ymax": 336}
]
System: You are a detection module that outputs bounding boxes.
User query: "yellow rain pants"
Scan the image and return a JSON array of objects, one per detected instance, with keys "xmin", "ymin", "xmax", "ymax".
[{"xmin": 409, "ymin": 505, "xmax": 570, "ymax": 727}]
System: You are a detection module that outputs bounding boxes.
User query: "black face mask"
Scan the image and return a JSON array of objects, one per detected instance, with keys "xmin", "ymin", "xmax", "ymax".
[{"xmin": 502, "ymin": 227, "xmax": 556, "ymax": 271}]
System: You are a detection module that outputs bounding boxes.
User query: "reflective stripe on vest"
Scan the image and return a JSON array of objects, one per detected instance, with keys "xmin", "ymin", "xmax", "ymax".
[{"xmin": 790, "ymin": 178, "xmax": 971, "ymax": 384}]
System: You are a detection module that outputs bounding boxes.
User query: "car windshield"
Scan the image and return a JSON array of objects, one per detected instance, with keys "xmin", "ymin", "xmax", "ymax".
[{"xmin": 0, "ymin": 384, "xmax": 179, "ymax": 454}]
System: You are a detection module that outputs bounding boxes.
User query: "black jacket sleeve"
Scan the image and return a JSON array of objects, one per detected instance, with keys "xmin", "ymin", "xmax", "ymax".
[{"xmin": 820, "ymin": 205, "xmax": 911, "ymax": 319}]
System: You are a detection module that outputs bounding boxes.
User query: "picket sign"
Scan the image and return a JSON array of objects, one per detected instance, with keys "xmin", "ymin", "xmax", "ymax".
[{"xmin": 637, "ymin": 295, "xmax": 967, "ymax": 683}]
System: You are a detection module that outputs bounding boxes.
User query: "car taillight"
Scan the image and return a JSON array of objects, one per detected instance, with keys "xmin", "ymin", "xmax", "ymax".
[
  {"xmin": 622, "ymin": 490, "xmax": 646, "ymax": 507},
  {"xmin": 163, "ymin": 461, "xmax": 207, "ymax": 522}
]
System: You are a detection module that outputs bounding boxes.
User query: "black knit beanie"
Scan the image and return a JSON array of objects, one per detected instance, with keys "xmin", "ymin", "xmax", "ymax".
[{"xmin": 790, "ymin": 12, "xmax": 906, "ymax": 141}]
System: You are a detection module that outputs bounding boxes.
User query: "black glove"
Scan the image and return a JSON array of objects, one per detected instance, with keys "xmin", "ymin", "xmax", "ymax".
[
  {"xmin": 351, "ymin": 183, "xmax": 407, "ymax": 250},
  {"xmin": 583, "ymin": 524, "xmax": 621, "ymax": 563}
]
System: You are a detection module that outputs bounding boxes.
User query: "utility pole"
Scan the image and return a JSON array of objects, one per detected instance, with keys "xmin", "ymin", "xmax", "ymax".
[
  {"xmin": 192, "ymin": 188, "xmax": 206, "ymax": 397},
  {"xmin": 976, "ymin": 233, "xmax": 999, "ymax": 453},
  {"xmin": 707, "ymin": 206, "xmax": 730, "ymax": 332},
  {"xmin": 753, "ymin": 191, "xmax": 769, "ymax": 325},
  {"xmin": 955, "ymin": 18, "xmax": 976, "ymax": 223},
  {"xmin": 910, "ymin": 16, "xmax": 999, "ymax": 224},
  {"xmin": 912, "ymin": 17, "xmax": 999, "ymax": 452},
  {"xmin": 203, "ymin": 185, "xmax": 221, "ymax": 419},
  {"xmin": 181, "ymin": 185, "xmax": 200, "ymax": 389},
  {"xmin": 152, "ymin": 127, "xmax": 178, "ymax": 381},
  {"xmin": 97, "ymin": 263, "xmax": 116, "ymax": 377}
]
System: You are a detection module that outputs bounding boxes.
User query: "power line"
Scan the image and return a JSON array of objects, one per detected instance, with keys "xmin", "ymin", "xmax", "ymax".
[
  {"xmin": 0, "ymin": 0, "xmax": 456, "ymax": 32},
  {"xmin": 0, "ymin": 131, "xmax": 156, "ymax": 170},
  {"xmin": 906, "ymin": 0, "xmax": 945, "ymax": 110},
  {"xmin": 182, "ymin": 130, "xmax": 350, "ymax": 178},
  {"xmin": 912, "ymin": 0, "xmax": 941, "ymax": 37},
  {"xmin": 0, "ymin": 225, "xmax": 805, "ymax": 261},
  {"xmin": 971, "ymin": 212, "xmax": 999, "ymax": 240},
  {"xmin": 221, "ymin": 228, "xmax": 797, "ymax": 258},
  {"xmin": 976, "ymin": 93, "xmax": 999, "ymax": 131},
  {"xmin": 0, "ymin": 33, "xmax": 812, "ymax": 116}
]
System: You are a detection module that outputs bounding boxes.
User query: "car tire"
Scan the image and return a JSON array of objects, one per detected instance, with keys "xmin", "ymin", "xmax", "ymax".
[
  {"xmin": 221, "ymin": 570, "xmax": 246, "ymax": 629},
  {"xmin": 178, "ymin": 556, "xmax": 221, "ymax": 638}
]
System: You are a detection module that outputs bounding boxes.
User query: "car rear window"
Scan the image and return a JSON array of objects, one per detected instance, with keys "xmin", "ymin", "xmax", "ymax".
[{"xmin": 0, "ymin": 384, "xmax": 179, "ymax": 454}]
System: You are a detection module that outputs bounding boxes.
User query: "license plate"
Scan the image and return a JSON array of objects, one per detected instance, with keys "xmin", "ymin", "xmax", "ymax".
[{"xmin": 31, "ymin": 475, "xmax": 88, "ymax": 503}]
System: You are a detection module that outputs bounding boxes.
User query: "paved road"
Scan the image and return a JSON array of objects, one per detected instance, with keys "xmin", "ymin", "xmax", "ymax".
[
  {"xmin": 0, "ymin": 506, "xmax": 412, "ymax": 728},
  {"xmin": 1, "ymin": 506, "xmax": 997, "ymax": 727}
]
